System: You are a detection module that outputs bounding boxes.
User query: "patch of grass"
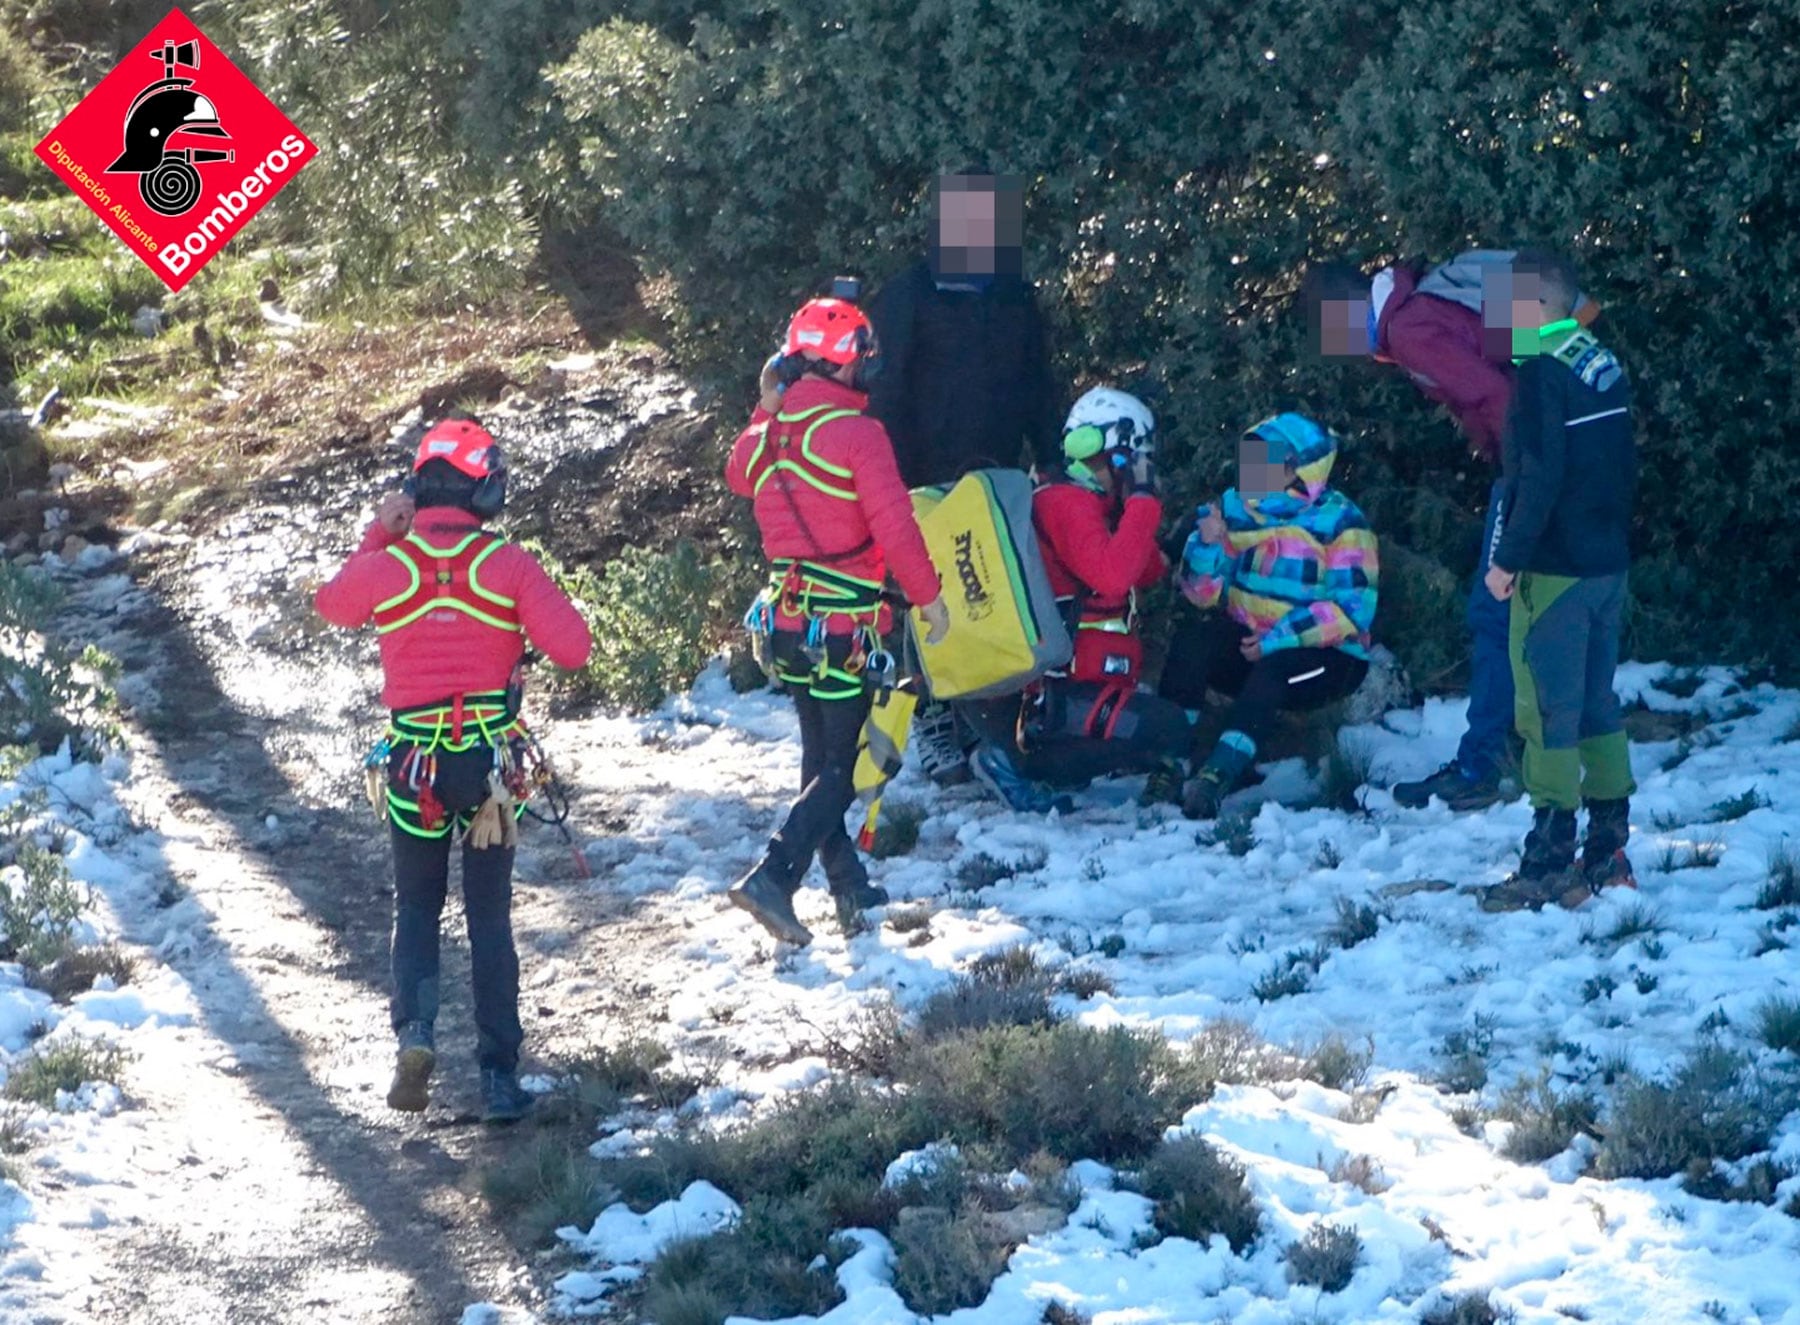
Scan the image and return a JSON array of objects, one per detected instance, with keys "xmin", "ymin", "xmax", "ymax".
[
  {"xmin": 1708, "ymin": 788, "xmax": 1769, "ymax": 822},
  {"xmin": 1, "ymin": 1034, "xmax": 129, "ymax": 1107},
  {"xmin": 1648, "ymin": 809, "xmax": 1685, "ymax": 832},
  {"xmin": 1313, "ymin": 840, "xmax": 1343, "ymax": 870},
  {"xmin": 869, "ymin": 801, "xmax": 925, "ymax": 859},
  {"xmin": 1588, "ymin": 901, "xmax": 1665, "ymax": 946},
  {"xmin": 1060, "ymin": 967, "xmax": 1115, "ymax": 1000},
  {"xmin": 1209, "ymin": 809, "xmax": 1256, "ymax": 857},
  {"xmin": 480, "ymin": 1135, "xmax": 617, "ymax": 1247},
  {"xmin": 1755, "ymin": 996, "xmax": 1800, "ymax": 1055},
  {"xmin": 1757, "ymin": 844, "xmax": 1800, "ymax": 910},
  {"xmin": 1581, "ymin": 973, "xmax": 1617, "ymax": 1004},
  {"xmin": 1323, "ymin": 896, "xmax": 1382, "ymax": 950},
  {"xmin": 25, "ymin": 942, "xmax": 136, "ymax": 1003},
  {"xmin": 1657, "ymin": 839, "xmax": 1724, "ymax": 872},
  {"xmin": 1593, "ymin": 1044, "xmax": 1794, "ymax": 1180},
  {"xmin": 1421, "ymin": 1292, "xmax": 1517, "ymax": 1325},
  {"xmin": 954, "ymin": 847, "xmax": 1048, "ymax": 890},
  {"xmin": 1137, "ymin": 1134, "xmax": 1260, "ymax": 1252},
  {"xmin": 1311, "ymin": 738, "xmax": 1375, "ymax": 814},
  {"xmin": 1493, "ymin": 1071, "xmax": 1600, "ymax": 1163},
  {"xmin": 1284, "ymin": 1221, "xmax": 1361, "ymax": 1293},
  {"xmin": 1681, "ymin": 1155, "xmax": 1795, "ymax": 1205},
  {"xmin": 556, "ymin": 1037, "xmax": 703, "ymax": 1119}
]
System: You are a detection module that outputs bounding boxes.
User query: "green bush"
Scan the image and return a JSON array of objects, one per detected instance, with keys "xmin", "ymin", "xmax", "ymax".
[
  {"xmin": 1421, "ymin": 1292, "xmax": 1517, "ymax": 1325},
  {"xmin": 1137, "ymin": 1134, "xmax": 1260, "ymax": 1253},
  {"xmin": 537, "ymin": 0, "xmax": 1800, "ymax": 682},
  {"xmin": 0, "ymin": 563, "xmax": 120, "ymax": 753},
  {"xmin": 534, "ymin": 539, "xmax": 734, "ymax": 711},
  {"xmin": 1492, "ymin": 1071, "xmax": 1599, "ymax": 1164},
  {"xmin": 890, "ymin": 1203, "xmax": 1009, "ymax": 1317},
  {"xmin": 638, "ymin": 1199, "xmax": 846, "ymax": 1325},
  {"xmin": 0, "ymin": 842, "xmax": 89, "ymax": 971},
  {"xmin": 1285, "ymin": 1221, "xmax": 1361, "ymax": 1293},
  {"xmin": 480, "ymin": 1136, "xmax": 616, "ymax": 1248}
]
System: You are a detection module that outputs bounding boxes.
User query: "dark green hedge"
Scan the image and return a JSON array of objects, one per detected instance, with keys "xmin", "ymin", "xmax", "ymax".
[{"xmin": 529, "ymin": 0, "xmax": 1800, "ymax": 682}]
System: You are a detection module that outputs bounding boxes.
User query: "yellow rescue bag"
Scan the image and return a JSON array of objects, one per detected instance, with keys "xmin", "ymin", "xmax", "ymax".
[
  {"xmin": 853, "ymin": 682, "xmax": 918, "ymax": 850},
  {"xmin": 906, "ymin": 469, "xmax": 1071, "ymax": 700}
]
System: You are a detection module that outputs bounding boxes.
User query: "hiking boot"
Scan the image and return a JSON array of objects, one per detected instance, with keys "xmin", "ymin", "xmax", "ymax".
[
  {"xmin": 480, "ymin": 1067, "xmax": 535, "ymax": 1124},
  {"xmin": 971, "ymin": 744, "xmax": 1074, "ymax": 815},
  {"xmin": 1393, "ymin": 761, "xmax": 1507, "ymax": 811},
  {"xmin": 1138, "ymin": 760, "xmax": 1185, "ymax": 808},
  {"xmin": 1478, "ymin": 807, "xmax": 1578, "ymax": 912},
  {"xmin": 386, "ymin": 1021, "xmax": 436, "ymax": 1113},
  {"xmin": 1183, "ymin": 736, "xmax": 1255, "ymax": 821},
  {"xmin": 728, "ymin": 859, "xmax": 813, "ymax": 946},
  {"xmin": 915, "ymin": 702, "xmax": 973, "ymax": 787},
  {"xmin": 1568, "ymin": 797, "xmax": 1636, "ymax": 903}
]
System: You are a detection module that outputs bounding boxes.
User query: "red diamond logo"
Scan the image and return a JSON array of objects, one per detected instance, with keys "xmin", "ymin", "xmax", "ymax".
[{"xmin": 33, "ymin": 7, "xmax": 316, "ymax": 292}]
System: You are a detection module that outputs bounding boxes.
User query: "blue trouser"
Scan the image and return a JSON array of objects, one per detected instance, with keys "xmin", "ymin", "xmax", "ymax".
[{"xmin": 1455, "ymin": 481, "xmax": 1515, "ymax": 781}]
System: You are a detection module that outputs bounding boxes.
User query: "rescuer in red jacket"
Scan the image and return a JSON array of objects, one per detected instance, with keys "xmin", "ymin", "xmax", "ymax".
[
  {"xmin": 316, "ymin": 416, "xmax": 592, "ymax": 1122},
  {"xmin": 726, "ymin": 296, "xmax": 949, "ymax": 947},
  {"xmin": 967, "ymin": 387, "xmax": 1190, "ymax": 810}
]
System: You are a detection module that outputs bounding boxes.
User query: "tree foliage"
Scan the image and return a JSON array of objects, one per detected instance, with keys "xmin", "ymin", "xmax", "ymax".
[{"xmin": 534, "ymin": 0, "xmax": 1800, "ymax": 678}]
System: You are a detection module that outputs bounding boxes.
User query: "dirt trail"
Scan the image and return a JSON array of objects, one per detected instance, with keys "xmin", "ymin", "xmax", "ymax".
[{"xmin": 6, "ymin": 370, "xmax": 756, "ymax": 1323}]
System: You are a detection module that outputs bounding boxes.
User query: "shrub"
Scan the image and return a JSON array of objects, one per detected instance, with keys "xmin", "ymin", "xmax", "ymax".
[
  {"xmin": 901, "ymin": 1023, "xmax": 1210, "ymax": 1165},
  {"xmin": 1327, "ymin": 1152, "xmax": 1391, "ymax": 1196},
  {"xmin": 1593, "ymin": 1045, "xmax": 1793, "ymax": 1181},
  {"xmin": 1211, "ymin": 810, "xmax": 1257, "ymax": 857},
  {"xmin": 1681, "ymin": 1156, "xmax": 1795, "ymax": 1206},
  {"xmin": 1420, "ymin": 1292, "xmax": 1517, "ymax": 1325},
  {"xmin": 0, "ymin": 564, "xmax": 119, "ymax": 753},
  {"xmin": 1252, "ymin": 945, "xmax": 1328, "ymax": 1002},
  {"xmin": 1324, "ymin": 897, "xmax": 1382, "ymax": 951},
  {"xmin": 954, "ymin": 848, "xmax": 1048, "ymax": 890},
  {"xmin": 1436, "ymin": 1017, "xmax": 1497, "ymax": 1095},
  {"xmin": 1312, "ymin": 739, "xmax": 1376, "ymax": 815},
  {"xmin": 1493, "ymin": 1072, "xmax": 1599, "ymax": 1164},
  {"xmin": 2, "ymin": 1034, "xmax": 128, "ymax": 1107},
  {"xmin": 914, "ymin": 968, "xmax": 1060, "ymax": 1042},
  {"xmin": 1137, "ymin": 1134, "xmax": 1260, "ymax": 1252},
  {"xmin": 1299, "ymin": 1034, "xmax": 1373, "ymax": 1092},
  {"xmin": 1285, "ymin": 1222, "xmax": 1362, "ymax": 1293},
  {"xmin": 637, "ymin": 1198, "xmax": 845, "ymax": 1325},
  {"xmin": 534, "ymin": 540, "xmax": 733, "ymax": 711},
  {"xmin": 890, "ymin": 1204, "xmax": 1008, "ymax": 1317},
  {"xmin": 1709, "ymin": 788, "xmax": 1770, "ymax": 822}
]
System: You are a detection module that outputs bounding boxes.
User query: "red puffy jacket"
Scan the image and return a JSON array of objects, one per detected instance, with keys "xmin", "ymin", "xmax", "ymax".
[
  {"xmin": 1034, "ymin": 474, "xmax": 1164, "ymax": 684},
  {"xmin": 1375, "ymin": 266, "xmax": 1515, "ymax": 465},
  {"xmin": 727, "ymin": 375, "xmax": 940, "ymax": 634},
  {"xmin": 315, "ymin": 508, "xmax": 593, "ymax": 709}
]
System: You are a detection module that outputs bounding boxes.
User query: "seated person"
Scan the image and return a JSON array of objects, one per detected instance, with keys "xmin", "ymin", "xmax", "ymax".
[
  {"xmin": 968, "ymin": 387, "xmax": 1190, "ymax": 811},
  {"xmin": 1164, "ymin": 413, "xmax": 1379, "ymax": 819}
]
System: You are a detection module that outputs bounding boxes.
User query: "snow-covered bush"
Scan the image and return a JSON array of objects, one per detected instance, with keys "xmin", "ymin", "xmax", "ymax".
[{"xmin": 1135, "ymin": 1134, "xmax": 1259, "ymax": 1253}]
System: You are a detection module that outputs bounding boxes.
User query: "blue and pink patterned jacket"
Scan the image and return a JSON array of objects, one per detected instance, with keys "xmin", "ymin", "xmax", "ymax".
[{"xmin": 1178, "ymin": 415, "xmax": 1380, "ymax": 659}]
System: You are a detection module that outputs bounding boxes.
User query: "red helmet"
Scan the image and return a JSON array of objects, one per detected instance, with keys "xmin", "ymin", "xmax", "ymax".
[
  {"xmin": 412, "ymin": 418, "xmax": 500, "ymax": 479},
  {"xmin": 783, "ymin": 298, "xmax": 873, "ymax": 366}
]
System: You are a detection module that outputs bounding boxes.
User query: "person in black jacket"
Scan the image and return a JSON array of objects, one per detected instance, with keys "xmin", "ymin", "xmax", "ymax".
[
  {"xmin": 1477, "ymin": 251, "xmax": 1638, "ymax": 913},
  {"xmin": 866, "ymin": 170, "xmax": 1061, "ymax": 785}
]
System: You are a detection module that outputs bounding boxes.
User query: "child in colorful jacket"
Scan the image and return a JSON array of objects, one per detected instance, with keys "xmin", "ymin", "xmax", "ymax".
[{"xmin": 1163, "ymin": 413, "xmax": 1379, "ymax": 819}]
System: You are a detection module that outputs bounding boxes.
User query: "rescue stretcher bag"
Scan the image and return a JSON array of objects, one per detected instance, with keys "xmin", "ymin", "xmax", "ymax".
[{"xmin": 906, "ymin": 468, "xmax": 1071, "ymax": 700}]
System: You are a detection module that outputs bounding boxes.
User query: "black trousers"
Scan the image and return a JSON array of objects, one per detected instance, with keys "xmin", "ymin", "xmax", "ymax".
[
  {"xmin": 766, "ymin": 631, "xmax": 872, "ymax": 893},
  {"xmin": 969, "ymin": 680, "xmax": 1190, "ymax": 787},
  {"xmin": 1158, "ymin": 611, "xmax": 1368, "ymax": 754},
  {"xmin": 388, "ymin": 745, "xmax": 521, "ymax": 1072}
]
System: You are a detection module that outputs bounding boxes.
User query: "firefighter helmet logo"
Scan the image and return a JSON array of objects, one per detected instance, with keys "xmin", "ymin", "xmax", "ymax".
[
  {"xmin": 35, "ymin": 9, "xmax": 314, "ymax": 293},
  {"xmin": 107, "ymin": 38, "xmax": 235, "ymax": 216}
]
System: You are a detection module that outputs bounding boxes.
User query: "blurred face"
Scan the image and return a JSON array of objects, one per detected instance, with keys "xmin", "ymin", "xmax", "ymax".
[
  {"xmin": 932, "ymin": 174, "xmax": 1024, "ymax": 277},
  {"xmin": 1315, "ymin": 296, "xmax": 1372, "ymax": 358},
  {"xmin": 1482, "ymin": 269, "xmax": 1566, "ymax": 358},
  {"xmin": 1238, "ymin": 438, "xmax": 1296, "ymax": 498}
]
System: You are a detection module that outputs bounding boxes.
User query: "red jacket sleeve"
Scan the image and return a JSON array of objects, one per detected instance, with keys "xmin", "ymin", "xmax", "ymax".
[
  {"xmin": 1383, "ymin": 300, "xmax": 1514, "ymax": 462},
  {"xmin": 499, "ymin": 548, "xmax": 594, "ymax": 670},
  {"xmin": 847, "ymin": 417, "xmax": 940, "ymax": 607},
  {"xmin": 315, "ymin": 543, "xmax": 387, "ymax": 628},
  {"xmin": 727, "ymin": 407, "xmax": 773, "ymax": 497},
  {"xmin": 1039, "ymin": 486, "xmax": 1164, "ymax": 598}
]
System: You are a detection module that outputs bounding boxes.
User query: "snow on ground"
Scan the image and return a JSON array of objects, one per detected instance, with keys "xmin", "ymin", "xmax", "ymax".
[{"xmin": 545, "ymin": 661, "xmax": 1800, "ymax": 1325}]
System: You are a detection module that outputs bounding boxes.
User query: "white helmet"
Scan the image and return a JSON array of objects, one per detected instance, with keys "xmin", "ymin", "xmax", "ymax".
[{"xmin": 1062, "ymin": 386, "xmax": 1155, "ymax": 462}]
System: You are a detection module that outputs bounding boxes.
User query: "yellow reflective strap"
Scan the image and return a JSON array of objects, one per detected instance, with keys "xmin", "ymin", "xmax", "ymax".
[
  {"xmin": 466, "ymin": 537, "xmax": 516, "ymax": 609},
  {"xmin": 404, "ymin": 529, "xmax": 484, "ymax": 558},
  {"xmin": 753, "ymin": 460, "xmax": 857, "ymax": 502},
  {"xmin": 376, "ymin": 597, "xmax": 523, "ymax": 635},
  {"xmin": 799, "ymin": 409, "xmax": 858, "ymax": 479},
  {"xmin": 374, "ymin": 544, "xmax": 423, "ymax": 615}
]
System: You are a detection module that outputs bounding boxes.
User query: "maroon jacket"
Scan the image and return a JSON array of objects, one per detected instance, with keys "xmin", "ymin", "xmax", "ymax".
[{"xmin": 1374, "ymin": 266, "xmax": 1514, "ymax": 465}]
